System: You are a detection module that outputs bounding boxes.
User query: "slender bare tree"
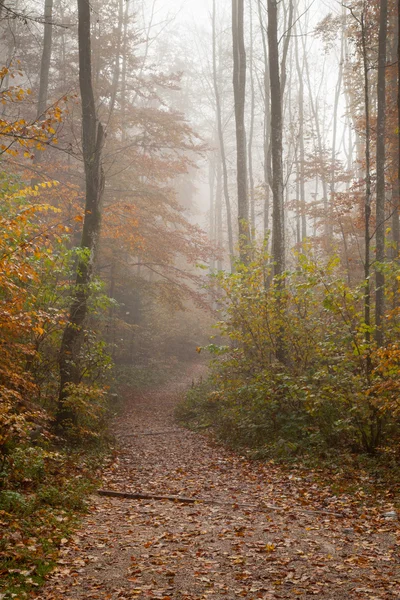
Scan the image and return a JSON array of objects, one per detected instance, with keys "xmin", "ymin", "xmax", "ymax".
[
  {"xmin": 32, "ymin": 0, "xmax": 53, "ymax": 174},
  {"xmin": 267, "ymin": 0, "xmax": 285, "ymax": 278},
  {"xmin": 257, "ymin": 0, "xmax": 271, "ymax": 242},
  {"xmin": 375, "ymin": 0, "xmax": 388, "ymax": 346},
  {"xmin": 294, "ymin": 23, "xmax": 306, "ymax": 241},
  {"xmin": 57, "ymin": 0, "xmax": 105, "ymax": 427},
  {"xmin": 232, "ymin": 0, "xmax": 249, "ymax": 262},
  {"xmin": 213, "ymin": 0, "xmax": 234, "ymax": 270}
]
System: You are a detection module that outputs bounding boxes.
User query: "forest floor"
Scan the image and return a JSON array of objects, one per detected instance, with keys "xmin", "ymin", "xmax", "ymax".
[{"xmin": 36, "ymin": 365, "xmax": 399, "ymax": 600}]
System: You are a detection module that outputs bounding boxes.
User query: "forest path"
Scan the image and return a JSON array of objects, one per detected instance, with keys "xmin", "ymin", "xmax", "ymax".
[{"xmin": 38, "ymin": 365, "xmax": 399, "ymax": 600}]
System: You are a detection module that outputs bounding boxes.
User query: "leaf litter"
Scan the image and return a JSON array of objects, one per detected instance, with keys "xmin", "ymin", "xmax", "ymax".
[{"xmin": 36, "ymin": 368, "xmax": 399, "ymax": 599}]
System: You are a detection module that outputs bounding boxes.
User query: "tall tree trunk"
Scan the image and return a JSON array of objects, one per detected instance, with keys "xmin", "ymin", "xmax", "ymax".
[
  {"xmin": 330, "ymin": 8, "xmax": 345, "ymax": 243},
  {"xmin": 375, "ymin": 0, "xmax": 388, "ymax": 346},
  {"xmin": 57, "ymin": 0, "xmax": 105, "ymax": 427},
  {"xmin": 361, "ymin": 7, "xmax": 372, "ymax": 378},
  {"xmin": 387, "ymin": 0, "xmax": 399, "ymax": 265},
  {"xmin": 395, "ymin": 0, "xmax": 400, "ymax": 262},
  {"xmin": 37, "ymin": 0, "xmax": 53, "ymax": 119},
  {"xmin": 267, "ymin": 0, "xmax": 285, "ymax": 278},
  {"xmin": 32, "ymin": 0, "xmax": 53, "ymax": 173},
  {"xmin": 295, "ymin": 146, "xmax": 300, "ymax": 245},
  {"xmin": 294, "ymin": 24, "xmax": 306, "ymax": 241},
  {"xmin": 280, "ymin": 0, "xmax": 293, "ymax": 96},
  {"xmin": 209, "ymin": 148, "xmax": 216, "ymax": 272},
  {"xmin": 212, "ymin": 0, "xmax": 234, "ymax": 270},
  {"xmin": 267, "ymin": 0, "xmax": 285, "ymax": 364},
  {"xmin": 216, "ymin": 153, "xmax": 223, "ymax": 272},
  {"xmin": 232, "ymin": 0, "xmax": 249, "ymax": 262},
  {"xmin": 120, "ymin": 0, "xmax": 129, "ymax": 140},
  {"xmin": 109, "ymin": 0, "xmax": 124, "ymax": 120},
  {"xmin": 257, "ymin": 0, "xmax": 271, "ymax": 243},
  {"xmin": 248, "ymin": 0, "xmax": 256, "ymax": 238},
  {"xmin": 303, "ymin": 53, "xmax": 329, "ymax": 244}
]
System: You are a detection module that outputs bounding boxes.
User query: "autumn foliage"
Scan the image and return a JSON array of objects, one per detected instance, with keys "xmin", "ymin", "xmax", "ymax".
[{"xmin": 181, "ymin": 246, "xmax": 400, "ymax": 459}]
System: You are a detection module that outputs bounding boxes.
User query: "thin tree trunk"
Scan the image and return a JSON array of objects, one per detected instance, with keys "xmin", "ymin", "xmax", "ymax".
[
  {"xmin": 395, "ymin": 0, "xmax": 400, "ymax": 262},
  {"xmin": 361, "ymin": 7, "xmax": 372, "ymax": 378},
  {"xmin": 216, "ymin": 154, "xmax": 223, "ymax": 272},
  {"xmin": 295, "ymin": 147, "xmax": 300, "ymax": 245},
  {"xmin": 248, "ymin": 0, "xmax": 256, "ymax": 238},
  {"xmin": 57, "ymin": 0, "xmax": 105, "ymax": 427},
  {"xmin": 304, "ymin": 58, "xmax": 329, "ymax": 243},
  {"xmin": 267, "ymin": 0, "xmax": 285, "ymax": 278},
  {"xmin": 388, "ymin": 0, "xmax": 399, "ymax": 265},
  {"xmin": 37, "ymin": 0, "xmax": 53, "ymax": 118},
  {"xmin": 232, "ymin": 0, "xmax": 249, "ymax": 261},
  {"xmin": 257, "ymin": 0, "xmax": 271, "ymax": 243},
  {"xmin": 330, "ymin": 9, "xmax": 345, "ymax": 243},
  {"xmin": 32, "ymin": 0, "xmax": 53, "ymax": 171},
  {"xmin": 294, "ymin": 24, "xmax": 306, "ymax": 241},
  {"xmin": 209, "ymin": 150, "xmax": 216, "ymax": 272},
  {"xmin": 280, "ymin": 0, "xmax": 293, "ymax": 95},
  {"xmin": 109, "ymin": 0, "xmax": 124, "ymax": 120},
  {"xmin": 375, "ymin": 0, "xmax": 388, "ymax": 346},
  {"xmin": 267, "ymin": 0, "xmax": 285, "ymax": 364},
  {"xmin": 120, "ymin": 0, "xmax": 129, "ymax": 140},
  {"xmin": 212, "ymin": 0, "xmax": 234, "ymax": 270}
]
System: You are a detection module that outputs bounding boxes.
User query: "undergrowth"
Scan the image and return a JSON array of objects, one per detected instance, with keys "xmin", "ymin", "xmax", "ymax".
[
  {"xmin": 176, "ymin": 379, "xmax": 400, "ymax": 506},
  {"xmin": 176, "ymin": 247, "xmax": 400, "ymax": 506},
  {"xmin": 0, "ymin": 445, "xmax": 106, "ymax": 599}
]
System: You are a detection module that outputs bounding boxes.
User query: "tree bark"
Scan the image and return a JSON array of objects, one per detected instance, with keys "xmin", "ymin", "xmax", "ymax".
[
  {"xmin": 257, "ymin": 0, "xmax": 271, "ymax": 243},
  {"xmin": 232, "ymin": 0, "xmax": 249, "ymax": 262},
  {"xmin": 294, "ymin": 24, "xmax": 306, "ymax": 241},
  {"xmin": 267, "ymin": 0, "xmax": 285, "ymax": 364},
  {"xmin": 375, "ymin": 0, "xmax": 388, "ymax": 346},
  {"xmin": 120, "ymin": 0, "xmax": 129, "ymax": 139},
  {"xmin": 212, "ymin": 0, "xmax": 234, "ymax": 270},
  {"xmin": 248, "ymin": 0, "xmax": 256, "ymax": 238},
  {"xmin": 57, "ymin": 0, "xmax": 105, "ymax": 427},
  {"xmin": 208, "ymin": 148, "xmax": 216, "ymax": 272},
  {"xmin": 216, "ymin": 148, "xmax": 224, "ymax": 272},
  {"xmin": 303, "ymin": 52, "xmax": 329, "ymax": 244},
  {"xmin": 32, "ymin": 0, "xmax": 53, "ymax": 173},
  {"xmin": 329, "ymin": 8, "xmax": 345, "ymax": 244},
  {"xmin": 280, "ymin": 0, "xmax": 293, "ymax": 96},
  {"xmin": 109, "ymin": 0, "xmax": 124, "ymax": 120},
  {"xmin": 361, "ymin": 8, "xmax": 372, "ymax": 378},
  {"xmin": 395, "ymin": 0, "xmax": 400, "ymax": 264},
  {"xmin": 267, "ymin": 0, "xmax": 285, "ymax": 278},
  {"xmin": 37, "ymin": 0, "xmax": 53, "ymax": 119}
]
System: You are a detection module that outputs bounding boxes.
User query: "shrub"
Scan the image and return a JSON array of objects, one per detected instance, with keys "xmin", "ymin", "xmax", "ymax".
[{"xmin": 181, "ymin": 248, "xmax": 400, "ymax": 458}]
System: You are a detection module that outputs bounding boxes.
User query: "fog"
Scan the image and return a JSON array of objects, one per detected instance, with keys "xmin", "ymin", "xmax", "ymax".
[{"xmin": 0, "ymin": 0, "xmax": 396, "ymax": 373}]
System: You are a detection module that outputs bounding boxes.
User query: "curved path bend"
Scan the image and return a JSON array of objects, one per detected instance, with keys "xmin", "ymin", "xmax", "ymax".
[{"xmin": 38, "ymin": 369, "xmax": 399, "ymax": 599}]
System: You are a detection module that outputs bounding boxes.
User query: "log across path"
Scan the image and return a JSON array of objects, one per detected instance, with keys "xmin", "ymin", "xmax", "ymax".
[{"xmin": 38, "ymin": 366, "xmax": 399, "ymax": 599}]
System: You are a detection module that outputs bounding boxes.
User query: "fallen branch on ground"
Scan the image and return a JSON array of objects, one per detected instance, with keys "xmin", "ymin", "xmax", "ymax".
[
  {"xmin": 119, "ymin": 429, "xmax": 183, "ymax": 437},
  {"xmin": 97, "ymin": 489, "xmax": 343, "ymax": 517}
]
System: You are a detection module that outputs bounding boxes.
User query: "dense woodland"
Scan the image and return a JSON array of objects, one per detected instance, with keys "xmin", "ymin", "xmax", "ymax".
[{"xmin": 0, "ymin": 0, "xmax": 399, "ymax": 596}]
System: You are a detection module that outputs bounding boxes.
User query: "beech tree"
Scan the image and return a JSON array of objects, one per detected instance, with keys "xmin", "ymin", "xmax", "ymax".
[
  {"xmin": 375, "ymin": 0, "xmax": 388, "ymax": 345},
  {"xmin": 213, "ymin": 0, "xmax": 234, "ymax": 270},
  {"xmin": 232, "ymin": 0, "xmax": 249, "ymax": 261},
  {"xmin": 267, "ymin": 0, "xmax": 285, "ymax": 278},
  {"xmin": 57, "ymin": 0, "xmax": 105, "ymax": 426}
]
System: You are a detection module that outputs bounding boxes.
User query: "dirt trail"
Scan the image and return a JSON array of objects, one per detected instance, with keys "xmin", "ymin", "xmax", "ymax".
[{"xmin": 38, "ymin": 367, "xmax": 399, "ymax": 599}]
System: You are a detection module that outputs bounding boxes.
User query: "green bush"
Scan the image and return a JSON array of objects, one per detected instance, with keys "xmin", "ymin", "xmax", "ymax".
[
  {"xmin": 0, "ymin": 490, "xmax": 32, "ymax": 514},
  {"xmin": 178, "ymin": 248, "xmax": 400, "ymax": 459},
  {"xmin": 11, "ymin": 447, "xmax": 46, "ymax": 483}
]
